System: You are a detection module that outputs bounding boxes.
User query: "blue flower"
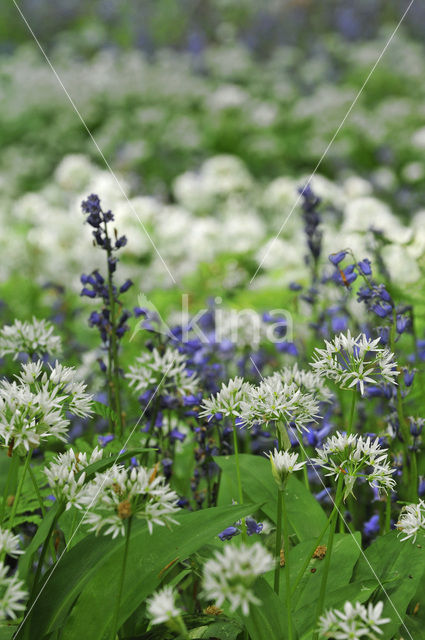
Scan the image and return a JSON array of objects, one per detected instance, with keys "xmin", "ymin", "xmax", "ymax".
[
  {"xmin": 329, "ymin": 250, "xmax": 347, "ymax": 265},
  {"xmin": 357, "ymin": 258, "xmax": 372, "ymax": 275},
  {"xmin": 218, "ymin": 526, "xmax": 240, "ymax": 541}
]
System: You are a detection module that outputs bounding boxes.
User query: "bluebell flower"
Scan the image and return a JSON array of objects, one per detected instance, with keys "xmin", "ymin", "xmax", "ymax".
[
  {"xmin": 357, "ymin": 258, "xmax": 372, "ymax": 275},
  {"xmin": 218, "ymin": 526, "xmax": 240, "ymax": 541},
  {"xmin": 363, "ymin": 514, "xmax": 380, "ymax": 538},
  {"xmin": 246, "ymin": 517, "xmax": 263, "ymax": 536},
  {"xmin": 328, "ymin": 251, "xmax": 347, "ymax": 265},
  {"xmin": 289, "ymin": 282, "xmax": 303, "ymax": 291},
  {"xmin": 98, "ymin": 434, "xmax": 114, "ymax": 447},
  {"xmin": 396, "ymin": 315, "xmax": 410, "ymax": 334},
  {"xmin": 403, "ymin": 368, "xmax": 415, "ymax": 387}
]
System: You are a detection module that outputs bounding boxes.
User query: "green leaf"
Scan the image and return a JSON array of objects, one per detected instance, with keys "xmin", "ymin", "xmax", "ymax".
[
  {"xmin": 18, "ymin": 501, "xmax": 63, "ymax": 581},
  {"xmin": 240, "ymin": 578, "xmax": 288, "ymax": 640},
  {"xmin": 214, "ymin": 454, "xmax": 328, "ymax": 540},
  {"xmin": 23, "ymin": 503, "xmax": 261, "ymax": 640},
  {"xmin": 77, "ymin": 448, "xmax": 155, "ymax": 482},
  {"xmin": 92, "ymin": 400, "xmax": 119, "ymax": 425}
]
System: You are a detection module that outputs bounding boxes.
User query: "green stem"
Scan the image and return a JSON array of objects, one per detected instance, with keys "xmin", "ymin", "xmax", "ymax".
[
  {"xmin": 384, "ymin": 493, "xmax": 391, "ymax": 535},
  {"xmin": 312, "ymin": 475, "xmax": 344, "ymax": 640},
  {"xmin": 299, "ymin": 446, "xmax": 309, "ymax": 490},
  {"xmin": 282, "ymin": 487, "xmax": 293, "ymax": 640},
  {"xmin": 279, "ymin": 423, "xmax": 291, "ymax": 451},
  {"xmin": 346, "ymin": 391, "xmax": 357, "ymax": 435},
  {"xmin": 28, "ymin": 464, "xmax": 56, "ymax": 561},
  {"xmin": 111, "ymin": 517, "xmax": 132, "ymax": 640},
  {"xmin": 232, "ymin": 423, "xmax": 247, "ymax": 543},
  {"xmin": 273, "ymin": 488, "xmax": 283, "ymax": 595},
  {"xmin": 8, "ymin": 451, "xmax": 31, "ymax": 530},
  {"xmin": 0, "ymin": 452, "xmax": 19, "ymax": 526},
  {"xmin": 174, "ymin": 615, "xmax": 190, "ymax": 640}
]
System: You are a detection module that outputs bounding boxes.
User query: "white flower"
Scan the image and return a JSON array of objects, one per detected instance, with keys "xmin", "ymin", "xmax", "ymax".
[
  {"xmin": 44, "ymin": 447, "xmax": 103, "ymax": 509},
  {"xmin": 396, "ymin": 499, "xmax": 425, "ymax": 543},
  {"xmin": 199, "ymin": 377, "xmax": 252, "ymax": 419},
  {"xmin": 268, "ymin": 449, "xmax": 306, "ymax": 489},
  {"xmin": 0, "ymin": 360, "xmax": 93, "ymax": 454},
  {"xmin": 76, "ymin": 464, "xmax": 180, "ymax": 538},
  {"xmin": 0, "ymin": 317, "xmax": 62, "ymax": 360},
  {"xmin": 279, "ymin": 364, "xmax": 333, "ymax": 403},
  {"xmin": 318, "ymin": 600, "xmax": 390, "ymax": 639},
  {"xmin": 0, "ymin": 562, "xmax": 28, "ymax": 620},
  {"xmin": 239, "ymin": 373, "xmax": 319, "ymax": 432},
  {"xmin": 203, "ymin": 542, "xmax": 274, "ymax": 616},
  {"xmin": 310, "ymin": 331, "xmax": 399, "ymax": 396},
  {"xmin": 312, "ymin": 432, "xmax": 395, "ymax": 499},
  {"xmin": 127, "ymin": 347, "xmax": 198, "ymax": 398},
  {"xmin": 147, "ymin": 586, "xmax": 182, "ymax": 626},
  {"xmin": 0, "ymin": 530, "xmax": 23, "ymax": 558}
]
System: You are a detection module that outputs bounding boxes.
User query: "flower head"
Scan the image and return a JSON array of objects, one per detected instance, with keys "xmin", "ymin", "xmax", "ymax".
[
  {"xmin": 147, "ymin": 586, "xmax": 182, "ymax": 626},
  {"xmin": 202, "ymin": 542, "xmax": 274, "ymax": 615},
  {"xmin": 279, "ymin": 363, "xmax": 333, "ymax": 403},
  {"xmin": 310, "ymin": 331, "xmax": 398, "ymax": 396},
  {"xmin": 127, "ymin": 347, "xmax": 198, "ymax": 398},
  {"xmin": 318, "ymin": 600, "xmax": 390, "ymax": 639},
  {"xmin": 396, "ymin": 499, "xmax": 425, "ymax": 542},
  {"xmin": 312, "ymin": 432, "xmax": 395, "ymax": 499},
  {"xmin": 199, "ymin": 377, "xmax": 251, "ymax": 419},
  {"xmin": 44, "ymin": 447, "xmax": 103, "ymax": 509},
  {"xmin": 0, "ymin": 562, "xmax": 28, "ymax": 620},
  {"xmin": 76, "ymin": 463, "xmax": 180, "ymax": 538},
  {"xmin": 268, "ymin": 449, "xmax": 306, "ymax": 489},
  {"xmin": 0, "ymin": 317, "xmax": 62, "ymax": 360},
  {"xmin": 0, "ymin": 530, "xmax": 23, "ymax": 559}
]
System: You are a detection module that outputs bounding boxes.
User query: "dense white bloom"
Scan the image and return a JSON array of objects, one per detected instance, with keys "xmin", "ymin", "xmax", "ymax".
[
  {"xmin": 396, "ymin": 499, "xmax": 425, "ymax": 542},
  {"xmin": 239, "ymin": 373, "xmax": 319, "ymax": 432},
  {"xmin": 199, "ymin": 377, "xmax": 252, "ymax": 419},
  {"xmin": 0, "ymin": 562, "xmax": 28, "ymax": 620},
  {"xmin": 0, "ymin": 361, "xmax": 93, "ymax": 454},
  {"xmin": 44, "ymin": 447, "xmax": 103, "ymax": 509},
  {"xmin": 0, "ymin": 317, "xmax": 62, "ymax": 359},
  {"xmin": 313, "ymin": 432, "xmax": 395, "ymax": 499},
  {"xmin": 310, "ymin": 331, "xmax": 398, "ymax": 396},
  {"xmin": 76, "ymin": 464, "xmax": 180, "ymax": 538},
  {"xmin": 279, "ymin": 363, "xmax": 333, "ymax": 403},
  {"xmin": 127, "ymin": 348, "xmax": 198, "ymax": 398},
  {"xmin": 0, "ymin": 530, "xmax": 23, "ymax": 558},
  {"xmin": 268, "ymin": 449, "xmax": 306, "ymax": 489},
  {"xmin": 147, "ymin": 586, "xmax": 182, "ymax": 626},
  {"xmin": 318, "ymin": 600, "xmax": 390, "ymax": 639},
  {"xmin": 203, "ymin": 542, "xmax": 274, "ymax": 615}
]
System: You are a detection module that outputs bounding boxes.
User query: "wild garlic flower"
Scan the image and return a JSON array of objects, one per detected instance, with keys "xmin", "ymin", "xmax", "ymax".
[
  {"xmin": 199, "ymin": 377, "xmax": 252, "ymax": 419},
  {"xmin": 0, "ymin": 530, "xmax": 23, "ymax": 559},
  {"xmin": 44, "ymin": 447, "xmax": 103, "ymax": 510},
  {"xmin": 239, "ymin": 374, "xmax": 319, "ymax": 432},
  {"xmin": 147, "ymin": 586, "xmax": 182, "ymax": 626},
  {"xmin": 268, "ymin": 449, "xmax": 306, "ymax": 490},
  {"xmin": 279, "ymin": 363, "xmax": 333, "ymax": 403},
  {"xmin": 127, "ymin": 347, "xmax": 198, "ymax": 398},
  {"xmin": 0, "ymin": 562, "xmax": 28, "ymax": 620},
  {"xmin": 313, "ymin": 432, "xmax": 395, "ymax": 499},
  {"xmin": 310, "ymin": 331, "xmax": 398, "ymax": 396},
  {"xmin": 76, "ymin": 464, "xmax": 179, "ymax": 538},
  {"xmin": 0, "ymin": 361, "xmax": 93, "ymax": 454},
  {"xmin": 318, "ymin": 600, "xmax": 390, "ymax": 639},
  {"xmin": 202, "ymin": 542, "xmax": 274, "ymax": 616},
  {"xmin": 396, "ymin": 499, "xmax": 425, "ymax": 542},
  {"xmin": 0, "ymin": 317, "xmax": 62, "ymax": 360}
]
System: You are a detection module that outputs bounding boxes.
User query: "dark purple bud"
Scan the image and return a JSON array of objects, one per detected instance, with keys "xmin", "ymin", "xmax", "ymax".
[
  {"xmin": 403, "ymin": 369, "xmax": 415, "ymax": 387},
  {"xmin": 329, "ymin": 250, "xmax": 347, "ymax": 265},
  {"xmin": 119, "ymin": 279, "xmax": 133, "ymax": 294},
  {"xmin": 218, "ymin": 526, "xmax": 240, "ymax": 541},
  {"xmin": 396, "ymin": 315, "xmax": 409, "ymax": 334},
  {"xmin": 81, "ymin": 287, "xmax": 96, "ymax": 298},
  {"xmin": 357, "ymin": 258, "xmax": 372, "ymax": 275},
  {"xmin": 115, "ymin": 235, "xmax": 127, "ymax": 249}
]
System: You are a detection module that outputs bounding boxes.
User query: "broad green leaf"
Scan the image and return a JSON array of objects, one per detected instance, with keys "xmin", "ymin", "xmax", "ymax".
[
  {"xmin": 24, "ymin": 503, "xmax": 261, "ymax": 639},
  {"xmin": 18, "ymin": 501, "xmax": 63, "ymax": 581},
  {"xmin": 77, "ymin": 447, "xmax": 155, "ymax": 481},
  {"xmin": 239, "ymin": 578, "xmax": 288, "ymax": 640},
  {"xmin": 214, "ymin": 454, "xmax": 328, "ymax": 540}
]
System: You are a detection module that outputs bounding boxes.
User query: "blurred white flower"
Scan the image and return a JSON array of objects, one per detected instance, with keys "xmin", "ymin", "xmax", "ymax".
[
  {"xmin": 318, "ymin": 600, "xmax": 390, "ymax": 639},
  {"xmin": 396, "ymin": 499, "xmax": 425, "ymax": 543},
  {"xmin": 0, "ymin": 562, "xmax": 28, "ymax": 620},
  {"xmin": 127, "ymin": 347, "xmax": 198, "ymax": 398},
  {"xmin": 0, "ymin": 317, "xmax": 62, "ymax": 360},
  {"xmin": 199, "ymin": 377, "xmax": 252, "ymax": 419},
  {"xmin": 0, "ymin": 530, "xmax": 23, "ymax": 559},
  {"xmin": 147, "ymin": 586, "xmax": 182, "ymax": 626},
  {"xmin": 44, "ymin": 447, "xmax": 103, "ymax": 510}
]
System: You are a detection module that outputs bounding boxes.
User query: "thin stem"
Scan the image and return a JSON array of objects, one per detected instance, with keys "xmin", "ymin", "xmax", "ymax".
[
  {"xmin": 174, "ymin": 615, "xmax": 190, "ymax": 640},
  {"xmin": 384, "ymin": 493, "xmax": 391, "ymax": 535},
  {"xmin": 0, "ymin": 452, "xmax": 19, "ymax": 526},
  {"xmin": 312, "ymin": 475, "xmax": 344, "ymax": 640},
  {"xmin": 111, "ymin": 517, "xmax": 132, "ymax": 640},
  {"xmin": 299, "ymin": 446, "xmax": 309, "ymax": 490},
  {"xmin": 28, "ymin": 464, "xmax": 56, "ymax": 561},
  {"xmin": 282, "ymin": 487, "xmax": 293, "ymax": 640},
  {"xmin": 232, "ymin": 423, "xmax": 247, "ymax": 543},
  {"xmin": 346, "ymin": 391, "xmax": 357, "ymax": 435},
  {"xmin": 273, "ymin": 488, "xmax": 283, "ymax": 595},
  {"xmin": 8, "ymin": 451, "xmax": 31, "ymax": 530}
]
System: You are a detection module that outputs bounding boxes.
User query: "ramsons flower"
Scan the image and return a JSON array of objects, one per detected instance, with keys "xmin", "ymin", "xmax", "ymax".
[
  {"xmin": 0, "ymin": 317, "xmax": 62, "ymax": 360},
  {"xmin": 279, "ymin": 363, "xmax": 333, "ymax": 403},
  {"xmin": 199, "ymin": 377, "xmax": 252, "ymax": 419},
  {"xmin": 76, "ymin": 463, "xmax": 180, "ymax": 538},
  {"xmin": 127, "ymin": 347, "xmax": 198, "ymax": 398},
  {"xmin": 396, "ymin": 499, "xmax": 425, "ymax": 542},
  {"xmin": 0, "ymin": 562, "xmax": 28, "ymax": 620},
  {"xmin": 202, "ymin": 542, "xmax": 274, "ymax": 615},
  {"xmin": 147, "ymin": 586, "xmax": 182, "ymax": 626},
  {"xmin": 312, "ymin": 432, "xmax": 395, "ymax": 499},
  {"xmin": 0, "ymin": 361, "xmax": 93, "ymax": 454},
  {"xmin": 268, "ymin": 449, "xmax": 306, "ymax": 490},
  {"xmin": 318, "ymin": 600, "xmax": 390, "ymax": 639},
  {"xmin": 44, "ymin": 447, "xmax": 103, "ymax": 510},
  {"xmin": 310, "ymin": 331, "xmax": 398, "ymax": 396},
  {"xmin": 0, "ymin": 530, "xmax": 23, "ymax": 558},
  {"xmin": 239, "ymin": 373, "xmax": 319, "ymax": 432}
]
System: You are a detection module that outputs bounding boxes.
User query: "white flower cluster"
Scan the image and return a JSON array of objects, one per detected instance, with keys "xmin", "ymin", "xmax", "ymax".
[
  {"xmin": 0, "ymin": 562, "xmax": 27, "ymax": 621},
  {"xmin": 279, "ymin": 363, "xmax": 333, "ymax": 403},
  {"xmin": 313, "ymin": 432, "xmax": 395, "ymax": 499},
  {"xmin": 396, "ymin": 499, "xmax": 425, "ymax": 543},
  {"xmin": 311, "ymin": 331, "xmax": 398, "ymax": 396},
  {"xmin": 268, "ymin": 449, "xmax": 306, "ymax": 490},
  {"xmin": 318, "ymin": 600, "xmax": 390, "ymax": 639},
  {"xmin": 44, "ymin": 447, "xmax": 103, "ymax": 510},
  {"xmin": 0, "ymin": 317, "xmax": 62, "ymax": 360},
  {"xmin": 0, "ymin": 361, "xmax": 93, "ymax": 454},
  {"xmin": 0, "ymin": 529, "xmax": 23, "ymax": 559},
  {"xmin": 147, "ymin": 586, "xmax": 182, "ymax": 626},
  {"xmin": 127, "ymin": 347, "xmax": 198, "ymax": 398},
  {"xmin": 202, "ymin": 542, "xmax": 274, "ymax": 615},
  {"xmin": 76, "ymin": 463, "xmax": 180, "ymax": 538},
  {"xmin": 199, "ymin": 377, "xmax": 251, "ymax": 419},
  {"xmin": 239, "ymin": 373, "xmax": 319, "ymax": 432}
]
